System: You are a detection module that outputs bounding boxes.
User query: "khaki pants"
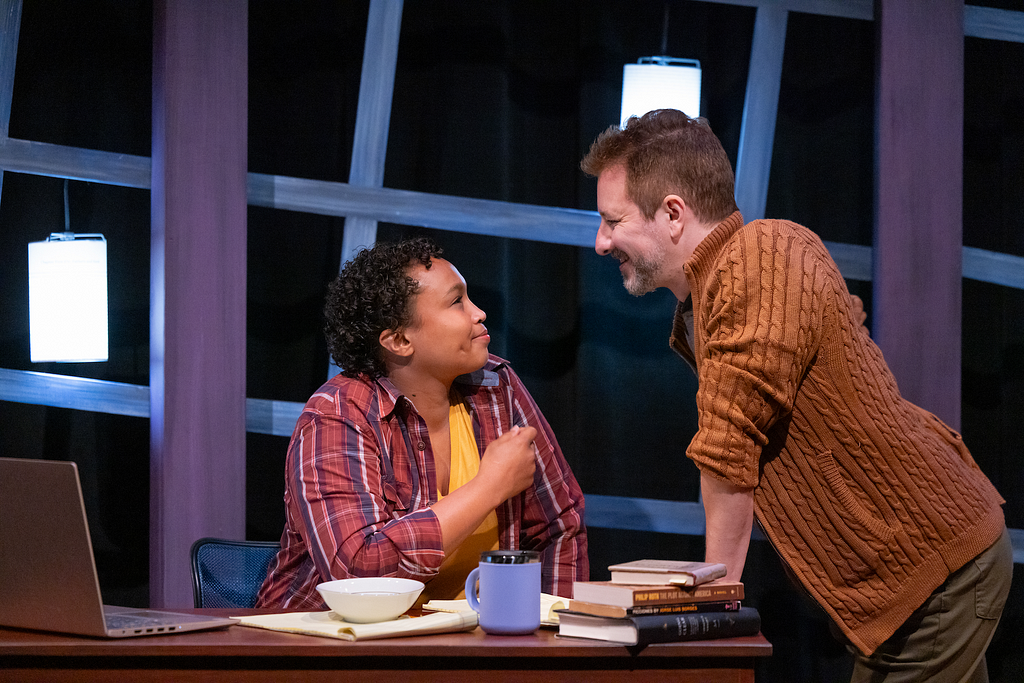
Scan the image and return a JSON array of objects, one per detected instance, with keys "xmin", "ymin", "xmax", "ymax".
[{"xmin": 848, "ymin": 528, "xmax": 1013, "ymax": 683}]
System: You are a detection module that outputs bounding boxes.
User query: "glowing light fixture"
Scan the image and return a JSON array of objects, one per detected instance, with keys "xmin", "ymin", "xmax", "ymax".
[
  {"xmin": 620, "ymin": 55, "xmax": 702, "ymax": 127},
  {"xmin": 28, "ymin": 181, "xmax": 108, "ymax": 363},
  {"xmin": 28, "ymin": 232, "xmax": 108, "ymax": 363},
  {"xmin": 619, "ymin": 5, "xmax": 701, "ymax": 127}
]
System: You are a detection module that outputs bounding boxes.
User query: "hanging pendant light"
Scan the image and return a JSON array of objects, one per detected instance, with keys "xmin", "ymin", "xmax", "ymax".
[
  {"xmin": 619, "ymin": 4, "xmax": 701, "ymax": 127},
  {"xmin": 27, "ymin": 181, "xmax": 108, "ymax": 363},
  {"xmin": 620, "ymin": 55, "xmax": 702, "ymax": 126}
]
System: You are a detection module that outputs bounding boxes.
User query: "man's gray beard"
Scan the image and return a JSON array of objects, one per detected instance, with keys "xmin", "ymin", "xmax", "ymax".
[{"xmin": 623, "ymin": 253, "xmax": 662, "ymax": 297}]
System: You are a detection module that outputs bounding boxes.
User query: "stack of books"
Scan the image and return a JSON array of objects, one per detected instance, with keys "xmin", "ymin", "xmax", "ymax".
[{"xmin": 557, "ymin": 560, "xmax": 760, "ymax": 646}]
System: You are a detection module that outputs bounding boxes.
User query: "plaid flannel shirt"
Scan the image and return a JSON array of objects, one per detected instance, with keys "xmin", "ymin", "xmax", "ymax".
[{"xmin": 256, "ymin": 355, "xmax": 588, "ymax": 609}]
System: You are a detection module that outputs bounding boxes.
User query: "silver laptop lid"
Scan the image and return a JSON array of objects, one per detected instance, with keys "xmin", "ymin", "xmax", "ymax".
[
  {"xmin": 0, "ymin": 457, "xmax": 235, "ymax": 638},
  {"xmin": 0, "ymin": 457, "xmax": 110, "ymax": 636}
]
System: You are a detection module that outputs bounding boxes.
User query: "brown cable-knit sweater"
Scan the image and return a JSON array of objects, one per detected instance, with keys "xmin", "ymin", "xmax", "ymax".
[{"xmin": 671, "ymin": 211, "xmax": 1005, "ymax": 655}]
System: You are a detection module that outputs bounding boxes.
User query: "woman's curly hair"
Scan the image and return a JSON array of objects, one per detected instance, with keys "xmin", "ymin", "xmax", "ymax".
[{"xmin": 324, "ymin": 237, "xmax": 443, "ymax": 379}]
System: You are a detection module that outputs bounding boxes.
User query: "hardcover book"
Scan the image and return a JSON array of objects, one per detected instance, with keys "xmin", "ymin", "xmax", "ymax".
[
  {"xmin": 571, "ymin": 580, "xmax": 744, "ymax": 608},
  {"xmin": 565, "ymin": 599, "xmax": 741, "ymax": 619},
  {"xmin": 557, "ymin": 606, "xmax": 761, "ymax": 646},
  {"xmin": 607, "ymin": 559, "xmax": 727, "ymax": 586}
]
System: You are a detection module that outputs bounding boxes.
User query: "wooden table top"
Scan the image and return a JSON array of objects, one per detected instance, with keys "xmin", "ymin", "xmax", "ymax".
[{"xmin": 0, "ymin": 608, "xmax": 772, "ymax": 660}]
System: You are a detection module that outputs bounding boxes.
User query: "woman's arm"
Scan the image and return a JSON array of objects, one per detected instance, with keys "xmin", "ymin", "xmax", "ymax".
[
  {"xmin": 430, "ymin": 424, "xmax": 538, "ymax": 554},
  {"xmin": 289, "ymin": 397, "xmax": 443, "ymax": 582}
]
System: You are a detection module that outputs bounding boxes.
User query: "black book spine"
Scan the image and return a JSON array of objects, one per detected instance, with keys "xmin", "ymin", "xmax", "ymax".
[
  {"xmin": 628, "ymin": 600, "xmax": 740, "ymax": 616},
  {"xmin": 631, "ymin": 606, "xmax": 761, "ymax": 646}
]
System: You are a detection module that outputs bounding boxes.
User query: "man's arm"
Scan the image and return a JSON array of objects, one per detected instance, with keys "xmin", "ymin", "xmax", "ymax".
[{"xmin": 701, "ymin": 471, "xmax": 754, "ymax": 583}]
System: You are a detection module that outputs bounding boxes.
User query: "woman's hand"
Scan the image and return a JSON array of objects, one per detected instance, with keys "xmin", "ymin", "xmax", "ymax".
[
  {"xmin": 477, "ymin": 425, "xmax": 538, "ymax": 504},
  {"xmin": 432, "ymin": 424, "xmax": 538, "ymax": 554}
]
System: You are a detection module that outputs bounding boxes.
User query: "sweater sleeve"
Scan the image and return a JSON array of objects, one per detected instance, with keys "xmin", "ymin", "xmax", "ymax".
[{"xmin": 687, "ymin": 222, "xmax": 825, "ymax": 487}]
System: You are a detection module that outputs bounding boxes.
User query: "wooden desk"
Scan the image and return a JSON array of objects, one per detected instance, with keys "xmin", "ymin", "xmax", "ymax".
[{"xmin": 0, "ymin": 609, "xmax": 772, "ymax": 682}]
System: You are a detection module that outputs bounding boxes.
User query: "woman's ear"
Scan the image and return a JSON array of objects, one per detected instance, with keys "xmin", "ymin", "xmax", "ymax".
[{"xmin": 379, "ymin": 328, "xmax": 413, "ymax": 358}]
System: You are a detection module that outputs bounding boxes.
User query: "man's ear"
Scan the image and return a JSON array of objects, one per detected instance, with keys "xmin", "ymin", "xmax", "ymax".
[
  {"xmin": 379, "ymin": 328, "xmax": 414, "ymax": 358},
  {"xmin": 663, "ymin": 194, "xmax": 687, "ymax": 241}
]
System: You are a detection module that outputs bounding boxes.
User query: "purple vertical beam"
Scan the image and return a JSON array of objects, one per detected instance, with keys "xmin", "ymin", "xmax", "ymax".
[
  {"xmin": 150, "ymin": 0, "xmax": 248, "ymax": 607},
  {"xmin": 874, "ymin": 0, "xmax": 964, "ymax": 428}
]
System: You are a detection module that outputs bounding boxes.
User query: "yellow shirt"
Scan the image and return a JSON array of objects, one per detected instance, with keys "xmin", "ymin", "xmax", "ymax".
[{"xmin": 418, "ymin": 399, "xmax": 499, "ymax": 603}]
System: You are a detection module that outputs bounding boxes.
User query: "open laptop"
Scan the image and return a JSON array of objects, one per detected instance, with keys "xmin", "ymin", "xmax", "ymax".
[{"xmin": 0, "ymin": 457, "xmax": 237, "ymax": 638}]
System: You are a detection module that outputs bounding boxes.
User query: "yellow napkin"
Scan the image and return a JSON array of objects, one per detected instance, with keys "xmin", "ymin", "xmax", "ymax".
[
  {"xmin": 422, "ymin": 592, "xmax": 566, "ymax": 627},
  {"xmin": 233, "ymin": 609, "xmax": 478, "ymax": 641}
]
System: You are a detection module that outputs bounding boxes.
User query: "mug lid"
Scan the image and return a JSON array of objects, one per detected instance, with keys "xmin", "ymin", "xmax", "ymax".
[{"xmin": 479, "ymin": 550, "xmax": 540, "ymax": 564}]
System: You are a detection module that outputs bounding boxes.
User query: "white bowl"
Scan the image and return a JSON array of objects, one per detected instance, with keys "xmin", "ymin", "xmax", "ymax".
[{"xmin": 316, "ymin": 577, "xmax": 425, "ymax": 623}]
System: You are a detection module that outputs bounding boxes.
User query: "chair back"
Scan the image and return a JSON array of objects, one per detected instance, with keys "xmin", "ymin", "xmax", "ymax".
[{"xmin": 190, "ymin": 537, "xmax": 280, "ymax": 608}]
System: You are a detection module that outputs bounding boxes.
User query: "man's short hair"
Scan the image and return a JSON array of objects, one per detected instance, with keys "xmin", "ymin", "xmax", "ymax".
[
  {"xmin": 324, "ymin": 236, "xmax": 442, "ymax": 379},
  {"xmin": 580, "ymin": 109, "xmax": 738, "ymax": 224}
]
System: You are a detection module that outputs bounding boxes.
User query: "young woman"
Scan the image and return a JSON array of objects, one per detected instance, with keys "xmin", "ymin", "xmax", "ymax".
[{"xmin": 257, "ymin": 237, "xmax": 588, "ymax": 608}]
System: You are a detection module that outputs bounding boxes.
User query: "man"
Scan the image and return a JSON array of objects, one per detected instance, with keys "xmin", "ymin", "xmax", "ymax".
[
  {"xmin": 581, "ymin": 109, "xmax": 1010, "ymax": 682},
  {"xmin": 257, "ymin": 237, "xmax": 587, "ymax": 608}
]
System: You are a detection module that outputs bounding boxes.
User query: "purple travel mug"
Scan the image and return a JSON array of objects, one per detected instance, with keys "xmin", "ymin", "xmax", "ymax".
[{"xmin": 465, "ymin": 550, "xmax": 541, "ymax": 635}]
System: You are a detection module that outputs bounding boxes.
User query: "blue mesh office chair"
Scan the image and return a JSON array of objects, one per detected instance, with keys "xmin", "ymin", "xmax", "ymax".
[{"xmin": 190, "ymin": 537, "xmax": 280, "ymax": 608}]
